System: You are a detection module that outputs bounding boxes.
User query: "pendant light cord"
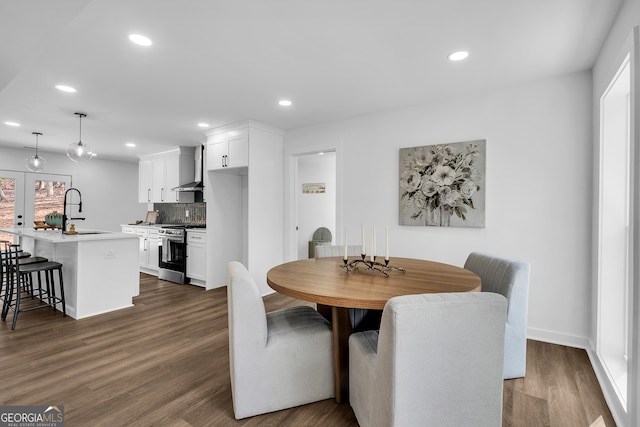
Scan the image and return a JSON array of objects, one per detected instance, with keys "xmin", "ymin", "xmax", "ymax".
[
  {"xmin": 78, "ymin": 114, "xmax": 83, "ymax": 146},
  {"xmin": 32, "ymin": 131, "xmax": 42, "ymax": 158}
]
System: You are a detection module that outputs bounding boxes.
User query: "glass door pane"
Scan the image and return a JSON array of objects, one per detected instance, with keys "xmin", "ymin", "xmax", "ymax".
[
  {"xmin": 0, "ymin": 171, "xmax": 25, "ymax": 243},
  {"xmin": 24, "ymin": 173, "xmax": 71, "ymax": 230}
]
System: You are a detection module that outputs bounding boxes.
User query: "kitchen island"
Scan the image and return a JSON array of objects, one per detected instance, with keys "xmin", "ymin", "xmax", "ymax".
[{"xmin": 1, "ymin": 228, "xmax": 139, "ymax": 319}]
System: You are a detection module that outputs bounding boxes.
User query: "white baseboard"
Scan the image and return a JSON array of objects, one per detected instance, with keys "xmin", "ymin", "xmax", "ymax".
[{"xmin": 527, "ymin": 326, "xmax": 591, "ymax": 349}]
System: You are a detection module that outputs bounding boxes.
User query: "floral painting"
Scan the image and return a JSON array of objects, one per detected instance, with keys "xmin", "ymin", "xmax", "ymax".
[{"xmin": 399, "ymin": 140, "xmax": 485, "ymax": 227}]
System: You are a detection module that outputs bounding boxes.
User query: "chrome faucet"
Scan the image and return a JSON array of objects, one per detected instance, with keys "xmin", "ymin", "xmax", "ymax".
[{"xmin": 62, "ymin": 187, "xmax": 85, "ymax": 232}]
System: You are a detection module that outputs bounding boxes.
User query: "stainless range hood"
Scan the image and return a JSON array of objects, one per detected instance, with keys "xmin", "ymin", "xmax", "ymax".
[{"xmin": 172, "ymin": 145, "xmax": 204, "ymax": 192}]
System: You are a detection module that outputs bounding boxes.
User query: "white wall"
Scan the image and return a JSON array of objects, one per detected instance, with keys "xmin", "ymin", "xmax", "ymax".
[
  {"xmin": 285, "ymin": 71, "xmax": 593, "ymax": 346},
  {"xmin": 0, "ymin": 146, "xmax": 146, "ymax": 231},
  {"xmin": 297, "ymin": 152, "xmax": 336, "ymax": 259}
]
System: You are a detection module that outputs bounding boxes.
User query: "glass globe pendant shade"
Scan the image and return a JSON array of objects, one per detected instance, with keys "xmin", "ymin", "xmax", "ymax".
[
  {"xmin": 26, "ymin": 132, "xmax": 47, "ymax": 172},
  {"xmin": 67, "ymin": 112, "xmax": 92, "ymax": 162},
  {"xmin": 26, "ymin": 154, "xmax": 47, "ymax": 172},
  {"xmin": 67, "ymin": 140, "xmax": 92, "ymax": 162}
]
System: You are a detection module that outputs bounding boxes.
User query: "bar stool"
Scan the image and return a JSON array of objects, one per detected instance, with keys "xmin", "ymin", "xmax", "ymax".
[
  {"xmin": 1, "ymin": 241, "xmax": 48, "ymax": 301},
  {"xmin": 1, "ymin": 244, "xmax": 65, "ymax": 330}
]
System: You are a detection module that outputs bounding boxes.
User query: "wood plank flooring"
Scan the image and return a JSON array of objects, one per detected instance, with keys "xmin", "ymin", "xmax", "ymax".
[{"xmin": 0, "ymin": 274, "xmax": 615, "ymax": 426}]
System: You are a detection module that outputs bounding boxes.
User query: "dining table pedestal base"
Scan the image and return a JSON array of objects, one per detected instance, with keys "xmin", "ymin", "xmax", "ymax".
[{"xmin": 332, "ymin": 306, "xmax": 353, "ymax": 403}]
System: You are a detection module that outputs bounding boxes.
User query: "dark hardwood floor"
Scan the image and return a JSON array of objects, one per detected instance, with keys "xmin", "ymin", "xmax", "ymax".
[{"xmin": 0, "ymin": 273, "xmax": 615, "ymax": 426}]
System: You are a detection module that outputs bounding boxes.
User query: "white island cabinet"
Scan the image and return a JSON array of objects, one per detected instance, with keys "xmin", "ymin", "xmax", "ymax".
[{"xmin": 0, "ymin": 228, "xmax": 139, "ymax": 320}]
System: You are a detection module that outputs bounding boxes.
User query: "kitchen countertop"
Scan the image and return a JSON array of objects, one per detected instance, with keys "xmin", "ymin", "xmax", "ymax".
[
  {"xmin": 121, "ymin": 224, "xmax": 206, "ymax": 230},
  {"xmin": 1, "ymin": 228, "xmax": 138, "ymax": 243}
]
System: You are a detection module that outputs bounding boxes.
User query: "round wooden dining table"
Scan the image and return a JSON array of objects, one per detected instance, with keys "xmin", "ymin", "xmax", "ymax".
[{"xmin": 266, "ymin": 256, "xmax": 481, "ymax": 403}]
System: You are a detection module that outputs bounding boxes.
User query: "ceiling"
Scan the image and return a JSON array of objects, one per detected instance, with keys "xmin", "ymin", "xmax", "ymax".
[{"xmin": 0, "ymin": 0, "xmax": 624, "ymax": 162}]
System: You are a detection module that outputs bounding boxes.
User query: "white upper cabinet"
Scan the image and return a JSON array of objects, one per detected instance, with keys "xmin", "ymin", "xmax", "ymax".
[
  {"xmin": 138, "ymin": 147, "xmax": 196, "ymax": 203},
  {"xmin": 207, "ymin": 128, "xmax": 248, "ymax": 171},
  {"xmin": 151, "ymin": 157, "xmax": 165, "ymax": 202},
  {"xmin": 138, "ymin": 159, "xmax": 153, "ymax": 203}
]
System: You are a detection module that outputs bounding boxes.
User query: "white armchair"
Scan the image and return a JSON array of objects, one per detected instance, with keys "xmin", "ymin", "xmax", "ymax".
[
  {"xmin": 464, "ymin": 251, "xmax": 531, "ymax": 379},
  {"xmin": 349, "ymin": 292, "xmax": 507, "ymax": 427},
  {"xmin": 226, "ymin": 261, "xmax": 334, "ymax": 419}
]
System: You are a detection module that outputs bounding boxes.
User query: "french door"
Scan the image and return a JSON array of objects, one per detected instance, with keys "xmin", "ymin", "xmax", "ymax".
[
  {"xmin": 0, "ymin": 171, "xmax": 25, "ymax": 242},
  {"xmin": 0, "ymin": 170, "xmax": 71, "ymax": 242}
]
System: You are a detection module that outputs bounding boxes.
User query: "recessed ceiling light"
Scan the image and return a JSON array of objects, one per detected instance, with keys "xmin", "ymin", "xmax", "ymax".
[
  {"xmin": 55, "ymin": 84, "xmax": 77, "ymax": 93},
  {"xmin": 197, "ymin": 123, "xmax": 210, "ymax": 128},
  {"xmin": 4, "ymin": 121, "xmax": 20, "ymax": 127},
  {"xmin": 125, "ymin": 142, "xmax": 136, "ymax": 148},
  {"xmin": 129, "ymin": 34, "xmax": 152, "ymax": 47},
  {"xmin": 448, "ymin": 51, "xmax": 469, "ymax": 61},
  {"xmin": 318, "ymin": 152, "xmax": 325, "ymax": 156},
  {"xmin": 278, "ymin": 100, "xmax": 292, "ymax": 107}
]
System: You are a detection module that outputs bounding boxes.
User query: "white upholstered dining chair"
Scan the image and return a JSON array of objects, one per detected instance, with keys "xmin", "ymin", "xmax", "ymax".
[
  {"xmin": 226, "ymin": 261, "xmax": 334, "ymax": 419},
  {"xmin": 349, "ymin": 292, "xmax": 507, "ymax": 427},
  {"xmin": 314, "ymin": 244, "xmax": 361, "ymax": 258},
  {"xmin": 464, "ymin": 251, "xmax": 531, "ymax": 379}
]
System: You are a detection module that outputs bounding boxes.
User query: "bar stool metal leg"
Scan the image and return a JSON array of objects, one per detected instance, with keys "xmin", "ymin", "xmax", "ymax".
[{"xmin": 1, "ymin": 244, "xmax": 66, "ymax": 330}]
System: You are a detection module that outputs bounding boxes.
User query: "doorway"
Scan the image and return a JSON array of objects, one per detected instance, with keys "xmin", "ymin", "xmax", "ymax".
[
  {"xmin": 294, "ymin": 151, "xmax": 337, "ymax": 259},
  {"xmin": 597, "ymin": 53, "xmax": 631, "ymax": 408},
  {"xmin": 0, "ymin": 170, "xmax": 71, "ymax": 241}
]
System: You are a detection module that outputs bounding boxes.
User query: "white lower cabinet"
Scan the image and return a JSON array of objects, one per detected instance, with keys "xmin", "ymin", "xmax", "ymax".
[
  {"xmin": 187, "ymin": 230, "xmax": 206, "ymax": 286},
  {"xmin": 122, "ymin": 226, "xmax": 159, "ymax": 276},
  {"xmin": 147, "ymin": 230, "xmax": 160, "ymax": 272}
]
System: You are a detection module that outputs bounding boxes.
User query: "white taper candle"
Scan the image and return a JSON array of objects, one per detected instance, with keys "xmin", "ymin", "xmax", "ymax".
[
  {"xmin": 344, "ymin": 226, "xmax": 348, "ymax": 260},
  {"xmin": 385, "ymin": 226, "xmax": 389, "ymax": 261},
  {"xmin": 370, "ymin": 227, "xmax": 375, "ymax": 261}
]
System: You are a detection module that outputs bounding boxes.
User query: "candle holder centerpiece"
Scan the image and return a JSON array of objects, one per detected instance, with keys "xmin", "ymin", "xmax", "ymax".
[{"xmin": 340, "ymin": 254, "xmax": 406, "ymax": 276}]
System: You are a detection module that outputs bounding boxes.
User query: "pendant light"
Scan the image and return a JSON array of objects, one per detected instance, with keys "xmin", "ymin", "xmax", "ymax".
[
  {"xmin": 67, "ymin": 112, "xmax": 92, "ymax": 162},
  {"xmin": 26, "ymin": 132, "xmax": 47, "ymax": 172}
]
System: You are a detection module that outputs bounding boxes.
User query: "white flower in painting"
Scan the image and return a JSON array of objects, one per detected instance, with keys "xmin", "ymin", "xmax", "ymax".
[
  {"xmin": 460, "ymin": 180, "xmax": 477, "ymax": 199},
  {"xmin": 420, "ymin": 179, "xmax": 438, "ymax": 197},
  {"xmin": 431, "ymin": 165, "xmax": 455, "ymax": 186},
  {"xmin": 414, "ymin": 149, "xmax": 433, "ymax": 166},
  {"xmin": 443, "ymin": 190, "xmax": 462, "ymax": 206},
  {"xmin": 400, "ymin": 170, "xmax": 421, "ymax": 192}
]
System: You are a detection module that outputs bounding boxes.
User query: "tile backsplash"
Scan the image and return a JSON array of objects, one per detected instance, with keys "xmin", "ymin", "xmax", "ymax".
[{"xmin": 154, "ymin": 202, "xmax": 206, "ymax": 225}]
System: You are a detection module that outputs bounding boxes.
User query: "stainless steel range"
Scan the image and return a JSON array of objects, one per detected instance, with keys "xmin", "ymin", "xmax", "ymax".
[
  {"xmin": 158, "ymin": 224, "xmax": 207, "ymax": 284},
  {"xmin": 158, "ymin": 226, "xmax": 188, "ymax": 284}
]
